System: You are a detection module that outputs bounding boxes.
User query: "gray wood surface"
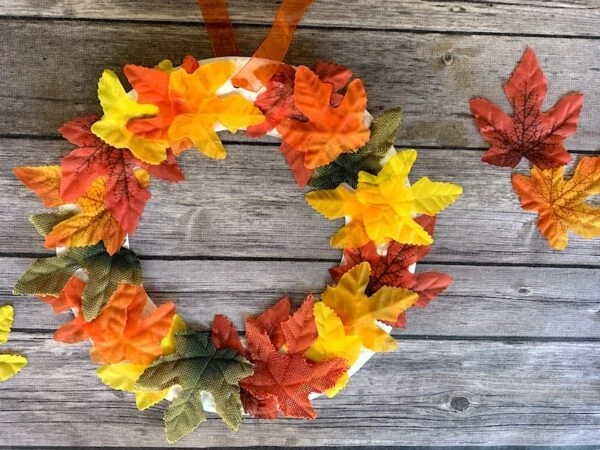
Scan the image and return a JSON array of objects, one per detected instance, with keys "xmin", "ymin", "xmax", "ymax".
[{"xmin": 0, "ymin": 0, "xmax": 599, "ymax": 448}]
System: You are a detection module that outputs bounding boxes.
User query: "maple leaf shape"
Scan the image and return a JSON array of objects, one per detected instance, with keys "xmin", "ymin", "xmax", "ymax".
[
  {"xmin": 96, "ymin": 315, "xmax": 187, "ymax": 411},
  {"xmin": 211, "ymin": 314, "xmax": 245, "ymax": 356},
  {"xmin": 14, "ymin": 165, "xmax": 128, "ymax": 254},
  {"xmin": 512, "ymin": 156, "xmax": 600, "ymax": 249},
  {"xmin": 279, "ymin": 65, "xmax": 370, "ymax": 169},
  {"xmin": 167, "ymin": 61, "xmax": 264, "ymax": 159},
  {"xmin": 14, "ymin": 242, "xmax": 143, "ymax": 321},
  {"xmin": 305, "ymin": 302, "xmax": 362, "ymax": 397},
  {"xmin": 306, "ymin": 149, "xmax": 463, "ymax": 248},
  {"xmin": 60, "ymin": 115, "xmax": 184, "ymax": 234},
  {"xmin": 84, "ymin": 284, "xmax": 176, "ymax": 364},
  {"xmin": 0, "ymin": 305, "xmax": 28, "ymax": 382},
  {"xmin": 247, "ymin": 61, "xmax": 353, "ymax": 138},
  {"xmin": 309, "ymin": 108, "xmax": 402, "ymax": 189},
  {"xmin": 136, "ymin": 330, "xmax": 254, "ymax": 442},
  {"xmin": 330, "ymin": 216, "xmax": 453, "ymax": 327},
  {"xmin": 469, "ymin": 47, "xmax": 583, "ymax": 169},
  {"xmin": 321, "ymin": 262, "xmax": 418, "ymax": 352},
  {"xmin": 91, "ymin": 70, "xmax": 170, "ymax": 164},
  {"xmin": 240, "ymin": 350, "xmax": 346, "ymax": 420},
  {"xmin": 124, "ymin": 56, "xmax": 200, "ymax": 140}
]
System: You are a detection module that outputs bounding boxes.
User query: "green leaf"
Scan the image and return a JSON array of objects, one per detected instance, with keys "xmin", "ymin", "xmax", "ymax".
[
  {"xmin": 29, "ymin": 210, "xmax": 76, "ymax": 237},
  {"xmin": 308, "ymin": 108, "xmax": 402, "ymax": 189},
  {"xmin": 136, "ymin": 330, "xmax": 254, "ymax": 442},
  {"xmin": 13, "ymin": 243, "xmax": 143, "ymax": 321},
  {"xmin": 13, "ymin": 255, "xmax": 80, "ymax": 297},
  {"xmin": 80, "ymin": 246, "xmax": 143, "ymax": 320}
]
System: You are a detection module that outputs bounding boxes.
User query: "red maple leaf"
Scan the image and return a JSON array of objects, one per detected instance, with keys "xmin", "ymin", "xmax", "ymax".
[
  {"xmin": 469, "ymin": 47, "xmax": 583, "ymax": 169},
  {"xmin": 224, "ymin": 296, "xmax": 344, "ymax": 419},
  {"xmin": 59, "ymin": 116, "xmax": 184, "ymax": 234},
  {"xmin": 329, "ymin": 215, "xmax": 452, "ymax": 327}
]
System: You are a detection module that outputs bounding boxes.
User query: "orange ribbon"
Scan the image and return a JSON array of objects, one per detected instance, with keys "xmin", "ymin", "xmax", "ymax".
[
  {"xmin": 197, "ymin": 0, "xmax": 240, "ymax": 57},
  {"xmin": 232, "ymin": 0, "xmax": 314, "ymax": 91}
]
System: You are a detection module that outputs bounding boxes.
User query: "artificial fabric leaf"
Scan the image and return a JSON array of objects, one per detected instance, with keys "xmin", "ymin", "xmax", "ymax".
[
  {"xmin": 329, "ymin": 215, "xmax": 453, "ymax": 326},
  {"xmin": 211, "ymin": 314, "xmax": 245, "ymax": 356},
  {"xmin": 167, "ymin": 61, "xmax": 263, "ymax": 159},
  {"xmin": 91, "ymin": 70, "xmax": 170, "ymax": 164},
  {"xmin": 321, "ymin": 262, "xmax": 418, "ymax": 352},
  {"xmin": 279, "ymin": 141, "xmax": 314, "ymax": 187},
  {"xmin": 30, "ymin": 210, "xmax": 76, "ymax": 238},
  {"xmin": 125, "ymin": 56, "xmax": 202, "ymax": 140},
  {"xmin": 60, "ymin": 115, "xmax": 183, "ymax": 234},
  {"xmin": 279, "ymin": 66, "xmax": 370, "ymax": 169},
  {"xmin": 83, "ymin": 284, "xmax": 176, "ymax": 364},
  {"xmin": 512, "ymin": 156, "xmax": 600, "ymax": 249},
  {"xmin": 97, "ymin": 363, "xmax": 170, "ymax": 410},
  {"xmin": 45, "ymin": 177, "xmax": 127, "ymax": 255},
  {"xmin": 240, "ymin": 350, "xmax": 346, "ymax": 419},
  {"xmin": 309, "ymin": 108, "xmax": 402, "ymax": 189},
  {"xmin": 280, "ymin": 294, "xmax": 317, "ymax": 354},
  {"xmin": 13, "ymin": 165, "xmax": 62, "ymax": 207},
  {"xmin": 14, "ymin": 243, "xmax": 143, "ymax": 321},
  {"xmin": 0, "ymin": 305, "xmax": 28, "ymax": 382},
  {"xmin": 306, "ymin": 149, "xmax": 462, "ymax": 248},
  {"xmin": 305, "ymin": 302, "xmax": 361, "ymax": 397},
  {"xmin": 251, "ymin": 296, "xmax": 291, "ymax": 352},
  {"xmin": 136, "ymin": 330, "xmax": 254, "ymax": 442},
  {"xmin": 469, "ymin": 47, "xmax": 583, "ymax": 169},
  {"xmin": 95, "ymin": 314, "xmax": 185, "ymax": 410}
]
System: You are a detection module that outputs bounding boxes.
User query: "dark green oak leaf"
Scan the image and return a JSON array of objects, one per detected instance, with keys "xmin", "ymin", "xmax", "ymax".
[
  {"xmin": 308, "ymin": 108, "xmax": 402, "ymax": 189},
  {"xmin": 136, "ymin": 330, "xmax": 254, "ymax": 443},
  {"xmin": 13, "ymin": 243, "xmax": 142, "ymax": 321}
]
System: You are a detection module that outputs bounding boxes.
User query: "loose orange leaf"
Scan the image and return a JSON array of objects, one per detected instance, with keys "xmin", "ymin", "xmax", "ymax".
[
  {"xmin": 279, "ymin": 66, "xmax": 369, "ymax": 169},
  {"xmin": 512, "ymin": 156, "xmax": 600, "ymax": 249}
]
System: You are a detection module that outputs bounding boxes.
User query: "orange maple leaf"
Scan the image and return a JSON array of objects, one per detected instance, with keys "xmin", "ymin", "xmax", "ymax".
[
  {"xmin": 512, "ymin": 156, "xmax": 600, "ymax": 249},
  {"xmin": 279, "ymin": 66, "xmax": 370, "ymax": 169},
  {"xmin": 85, "ymin": 284, "xmax": 176, "ymax": 365}
]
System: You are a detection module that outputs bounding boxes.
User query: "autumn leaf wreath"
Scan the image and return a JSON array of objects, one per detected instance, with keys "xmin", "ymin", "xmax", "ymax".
[{"xmin": 9, "ymin": 0, "xmax": 466, "ymax": 444}]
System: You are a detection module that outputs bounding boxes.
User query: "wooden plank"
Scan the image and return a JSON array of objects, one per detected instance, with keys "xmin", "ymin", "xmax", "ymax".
[
  {"xmin": 5, "ymin": 257, "xmax": 600, "ymax": 338},
  {"xmin": 1, "ymin": 21, "xmax": 600, "ymax": 150},
  {"xmin": 1, "ymin": 333, "xmax": 598, "ymax": 447},
  {"xmin": 5, "ymin": 139, "xmax": 600, "ymax": 265},
  {"xmin": 0, "ymin": 0, "xmax": 598, "ymax": 37}
]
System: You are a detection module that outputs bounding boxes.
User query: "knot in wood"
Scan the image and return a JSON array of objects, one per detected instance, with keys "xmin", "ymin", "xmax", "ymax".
[
  {"xmin": 442, "ymin": 51, "xmax": 455, "ymax": 66},
  {"xmin": 450, "ymin": 396, "xmax": 470, "ymax": 411}
]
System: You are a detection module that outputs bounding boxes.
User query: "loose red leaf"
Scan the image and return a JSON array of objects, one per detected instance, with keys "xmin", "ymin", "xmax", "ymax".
[
  {"xmin": 469, "ymin": 47, "xmax": 583, "ymax": 169},
  {"xmin": 211, "ymin": 314, "xmax": 245, "ymax": 355},
  {"xmin": 59, "ymin": 116, "xmax": 183, "ymax": 234},
  {"xmin": 329, "ymin": 216, "xmax": 452, "ymax": 327},
  {"xmin": 279, "ymin": 142, "xmax": 314, "ymax": 187}
]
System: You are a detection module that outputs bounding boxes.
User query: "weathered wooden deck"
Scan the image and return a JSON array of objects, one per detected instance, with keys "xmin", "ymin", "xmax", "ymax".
[{"xmin": 1, "ymin": 1, "xmax": 599, "ymax": 447}]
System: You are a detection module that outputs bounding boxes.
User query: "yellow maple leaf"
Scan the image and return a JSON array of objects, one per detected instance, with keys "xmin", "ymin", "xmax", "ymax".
[
  {"xmin": 321, "ymin": 262, "xmax": 418, "ymax": 352},
  {"xmin": 512, "ymin": 156, "xmax": 600, "ymax": 249},
  {"xmin": 96, "ymin": 314, "xmax": 186, "ymax": 410},
  {"xmin": 305, "ymin": 302, "xmax": 361, "ymax": 397},
  {"xmin": 306, "ymin": 149, "xmax": 463, "ymax": 248},
  {"xmin": 0, "ymin": 305, "xmax": 27, "ymax": 382},
  {"xmin": 167, "ymin": 61, "xmax": 264, "ymax": 159},
  {"xmin": 91, "ymin": 69, "xmax": 170, "ymax": 164},
  {"xmin": 45, "ymin": 176, "xmax": 127, "ymax": 255}
]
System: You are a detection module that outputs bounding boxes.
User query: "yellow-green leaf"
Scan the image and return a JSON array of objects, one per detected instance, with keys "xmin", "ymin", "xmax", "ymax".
[{"xmin": 0, "ymin": 305, "xmax": 27, "ymax": 382}]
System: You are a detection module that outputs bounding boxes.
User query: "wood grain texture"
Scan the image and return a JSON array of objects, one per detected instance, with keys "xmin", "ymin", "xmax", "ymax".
[
  {"xmin": 5, "ymin": 139, "xmax": 600, "ymax": 265},
  {"xmin": 5, "ymin": 258, "xmax": 600, "ymax": 338},
  {"xmin": 1, "ymin": 21, "xmax": 600, "ymax": 150},
  {"xmin": 0, "ymin": 0, "xmax": 598, "ymax": 37},
  {"xmin": 1, "ymin": 333, "xmax": 599, "ymax": 447}
]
